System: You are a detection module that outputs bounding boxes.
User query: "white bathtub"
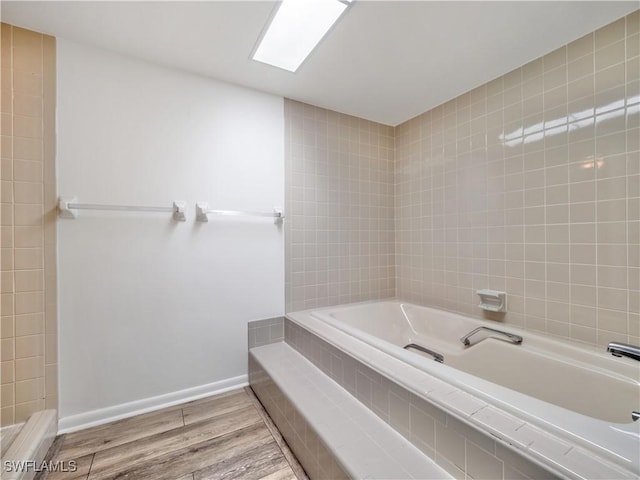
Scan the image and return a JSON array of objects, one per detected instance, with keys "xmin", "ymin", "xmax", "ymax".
[{"xmin": 292, "ymin": 300, "xmax": 640, "ymax": 477}]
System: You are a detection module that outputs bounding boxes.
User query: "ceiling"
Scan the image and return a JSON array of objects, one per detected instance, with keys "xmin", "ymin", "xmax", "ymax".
[{"xmin": 2, "ymin": 1, "xmax": 637, "ymax": 126}]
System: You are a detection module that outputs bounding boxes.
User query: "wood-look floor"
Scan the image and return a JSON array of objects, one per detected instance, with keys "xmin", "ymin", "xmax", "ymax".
[{"xmin": 36, "ymin": 387, "xmax": 308, "ymax": 480}]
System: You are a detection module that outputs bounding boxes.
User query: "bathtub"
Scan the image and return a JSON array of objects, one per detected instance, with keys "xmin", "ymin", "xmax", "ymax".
[{"xmin": 290, "ymin": 300, "xmax": 640, "ymax": 477}]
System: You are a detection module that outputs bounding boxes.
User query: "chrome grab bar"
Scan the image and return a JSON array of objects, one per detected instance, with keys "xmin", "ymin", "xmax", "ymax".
[
  {"xmin": 403, "ymin": 343, "xmax": 444, "ymax": 363},
  {"xmin": 460, "ymin": 326, "xmax": 523, "ymax": 347},
  {"xmin": 607, "ymin": 342, "xmax": 640, "ymax": 362}
]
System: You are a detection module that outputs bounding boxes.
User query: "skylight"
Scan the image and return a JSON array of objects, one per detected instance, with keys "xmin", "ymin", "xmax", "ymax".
[{"xmin": 252, "ymin": 0, "xmax": 351, "ymax": 73}]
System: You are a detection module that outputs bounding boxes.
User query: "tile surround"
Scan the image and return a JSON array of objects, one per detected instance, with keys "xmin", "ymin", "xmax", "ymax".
[
  {"xmin": 0, "ymin": 23, "xmax": 57, "ymax": 427},
  {"xmin": 282, "ymin": 318, "xmax": 564, "ymax": 480},
  {"xmin": 395, "ymin": 10, "xmax": 639, "ymax": 348},
  {"xmin": 283, "ymin": 315, "xmax": 639, "ymax": 479},
  {"xmin": 284, "ymin": 100, "xmax": 395, "ymax": 312},
  {"xmin": 285, "ymin": 11, "xmax": 639, "ymax": 349},
  {"xmin": 250, "ymin": 342, "xmax": 450, "ymax": 480}
]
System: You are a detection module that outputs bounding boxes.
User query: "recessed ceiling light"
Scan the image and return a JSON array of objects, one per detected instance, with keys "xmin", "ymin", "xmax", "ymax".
[{"xmin": 252, "ymin": 0, "xmax": 352, "ymax": 73}]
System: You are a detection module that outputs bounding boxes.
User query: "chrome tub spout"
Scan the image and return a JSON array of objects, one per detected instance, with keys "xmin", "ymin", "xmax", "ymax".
[
  {"xmin": 460, "ymin": 326, "xmax": 523, "ymax": 347},
  {"xmin": 607, "ymin": 342, "xmax": 640, "ymax": 362}
]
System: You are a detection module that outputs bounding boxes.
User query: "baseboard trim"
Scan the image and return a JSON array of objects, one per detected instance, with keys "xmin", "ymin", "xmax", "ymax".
[{"xmin": 58, "ymin": 375, "xmax": 248, "ymax": 434}]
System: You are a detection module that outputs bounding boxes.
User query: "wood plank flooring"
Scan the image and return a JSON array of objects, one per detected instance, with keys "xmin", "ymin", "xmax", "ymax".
[{"xmin": 36, "ymin": 387, "xmax": 308, "ymax": 480}]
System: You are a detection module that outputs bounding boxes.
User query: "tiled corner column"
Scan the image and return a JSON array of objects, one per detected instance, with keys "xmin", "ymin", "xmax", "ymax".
[
  {"xmin": 0, "ymin": 24, "xmax": 57, "ymax": 427},
  {"xmin": 284, "ymin": 319, "xmax": 558, "ymax": 480},
  {"xmin": 248, "ymin": 317, "xmax": 285, "ymax": 349}
]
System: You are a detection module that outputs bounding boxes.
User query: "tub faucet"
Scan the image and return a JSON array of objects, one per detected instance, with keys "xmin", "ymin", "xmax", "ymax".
[
  {"xmin": 607, "ymin": 342, "xmax": 640, "ymax": 362},
  {"xmin": 460, "ymin": 326, "xmax": 523, "ymax": 347}
]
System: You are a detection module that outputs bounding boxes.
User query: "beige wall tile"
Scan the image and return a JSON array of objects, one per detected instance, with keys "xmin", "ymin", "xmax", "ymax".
[
  {"xmin": 0, "ymin": 66, "xmax": 12, "ymax": 93},
  {"xmin": 14, "ymin": 181, "xmax": 42, "ymax": 204},
  {"xmin": 595, "ymin": 40, "xmax": 625, "ymax": 71},
  {"xmin": 44, "ymin": 333, "xmax": 56, "ymax": 365},
  {"xmin": 1, "ymin": 337, "xmax": 14, "ymax": 361},
  {"xmin": 1, "ymin": 179, "xmax": 12, "ymax": 203},
  {"xmin": 14, "ymin": 247, "xmax": 43, "ymax": 270},
  {"xmin": 595, "ymin": 17, "xmax": 626, "ymax": 50},
  {"xmin": 15, "ymin": 377, "xmax": 44, "ymax": 403},
  {"xmin": 628, "ymin": 10, "xmax": 640, "ymax": 36},
  {"xmin": 1, "ymin": 112, "xmax": 11, "ymax": 136},
  {"xmin": 390, "ymin": 11, "xmax": 639, "ymax": 346},
  {"xmin": 1, "ymin": 382, "xmax": 14, "ymax": 407},
  {"xmin": 11, "ymin": 70, "xmax": 42, "ymax": 97},
  {"xmin": 15, "ymin": 313, "xmax": 43, "ymax": 337},
  {"xmin": 0, "ymin": 25, "xmax": 56, "ymax": 422},
  {"xmin": 13, "ymin": 94, "xmax": 42, "ymax": 118},
  {"xmin": 1, "ymin": 405, "xmax": 15, "ymax": 426},
  {"xmin": 15, "ymin": 399, "xmax": 43, "ymax": 423},
  {"xmin": 14, "ymin": 203, "xmax": 42, "ymax": 226},
  {"xmin": 13, "ymin": 114, "xmax": 42, "ymax": 139},
  {"xmin": 1, "ymin": 271, "xmax": 13, "ymax": 294},
  {"xmin": 1, "ymin": 135, "xmax": 12, "ymax": 157},
  {"xmin": 14, "ymin": 291, "xmax": 43, "ymax": 315},
  {"xmin": 44, "ymin": 393, "xmax": 56, "ymax": 410},
  {"xmin": 1, "ymin": 315, "xmax": 14, "ymax": 338},
  {"xmin": 44, "ymin": 364, "xmax": 56, "ymax": 396},
  {"xmin": 15, "ymin": 355, "xmax": 43, "ymax": 381},
  {"xmin": 0, "ymin": 226, "xmax": 13, "ymax": 248},
  {"xmin": 1, "ymin": 360, "xmax": 14, "ymax": 384},
  {"xmin": 1, "ymin": 205, "xmax": 13, "ymax": 230},
  {"xmin": 44, "ymin": 303, "xmax": 56, "ymax": 335},
  {"xmin": 568, "ymin": 55, "xmax": 594, "ymax": 82},
  {"xmin": 1, "ymin": 247, "xmax": 13, "ymax": 271},
  {"xmin": 1, "ymin": 24, "xmax": 12, "ymax": 68},
  {"xmin": 12, "ymin": 27, "xmax": 42, "ymax": 74},
  {"xmin": 13, "ymin": 137, "xmax": 42, "ymax": 161},
  {"xmin": 627, "ymin": 33, "xmax": 640, "ymax": 59},
  {"xmin": 13, "ymin": 160, "xmax": 43, "ymax": 183},
  {"xmin": 15, "ymin": 333, "xmax": 43, "ymax": 358},
  {"xmin": 595, "ymin": 63, "xmax": 625, "ymax": 91},
  {"xmin": 14, "ymin": 226, "xmax": 43, "ymax": 247},
  {"xmin": 1, "ymin": 158, "xmax": 12, "ymax": 182}
]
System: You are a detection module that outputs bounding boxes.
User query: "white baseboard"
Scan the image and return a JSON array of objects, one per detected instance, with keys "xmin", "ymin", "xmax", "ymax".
[{"xmin": 58, "ymin": 375, "xmax": 248, "ymax": 434}]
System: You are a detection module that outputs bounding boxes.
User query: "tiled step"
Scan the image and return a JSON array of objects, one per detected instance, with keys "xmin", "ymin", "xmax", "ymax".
[{"xmin": 250, "ymin": 342, "xmax": 452, "ymax": 480}]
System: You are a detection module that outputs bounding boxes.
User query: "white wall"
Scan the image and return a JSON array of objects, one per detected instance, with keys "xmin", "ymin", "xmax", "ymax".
[{"xmin": 56, "ymin": 39, "xmax": 284, "ymax": 430}]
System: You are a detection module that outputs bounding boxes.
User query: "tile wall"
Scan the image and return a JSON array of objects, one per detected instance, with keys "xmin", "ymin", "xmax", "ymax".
[
  {"xmin": 284, "ymin": 100, "xmax": 395, "ymax": 312},
  {"xmin": 395, "ymin": 11, "xmax": 639, "ymax": 347},
  {"xmin": 0, "ymin": 24, "xmax": 57, "ymax": 426}
]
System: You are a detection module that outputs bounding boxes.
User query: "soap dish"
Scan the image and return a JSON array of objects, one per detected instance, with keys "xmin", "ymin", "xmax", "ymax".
[{"xmin": 477, "ymin": 289, "xmax": 507, "ymax": 313}]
